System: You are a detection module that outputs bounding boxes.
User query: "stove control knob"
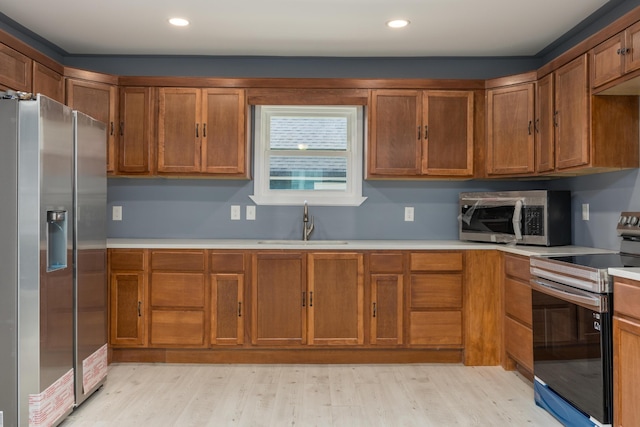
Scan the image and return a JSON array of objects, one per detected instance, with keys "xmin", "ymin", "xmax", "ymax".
[
  {"xmin": 632, "ymin": 216, "xmax": 640, "ymax": 226},
  {"xmin": 619, "ymin": 216, "xmax": 628, "ymax": 225}
]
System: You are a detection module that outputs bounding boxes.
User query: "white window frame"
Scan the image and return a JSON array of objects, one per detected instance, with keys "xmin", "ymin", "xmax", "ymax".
[{"xmin": 250, "ymin": 105, "xmax": 367, "ymax": 206}]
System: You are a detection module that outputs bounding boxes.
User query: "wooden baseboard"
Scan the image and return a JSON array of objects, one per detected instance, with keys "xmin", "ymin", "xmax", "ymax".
[{"xmin": 110, "ymin": 348, "xmax": 464, "ymax": 364}]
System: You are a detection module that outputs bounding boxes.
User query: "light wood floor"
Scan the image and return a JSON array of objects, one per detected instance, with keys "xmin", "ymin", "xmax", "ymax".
[{"xmin": 61, "ymin": 363, "xmax": 561, "ymax": 426}]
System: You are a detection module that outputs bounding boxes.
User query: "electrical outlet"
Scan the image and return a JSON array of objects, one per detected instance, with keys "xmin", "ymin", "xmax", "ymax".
[
  {"xmin": 246, "ymin": 205, "xmax": 256, "ymax": 220},
  {"xmin": 582, "ymin": 203, "xmax": 590, "ymax": 221},
  {"xmin": 404, "ymin": 206, "xmax": 414, "ymax": 222},
  {"xmin": 112, "ymin": 206, "xmax": 122, "ymax": 221},
  {"xmin": 231, "ymin": 205, "xmax": 241, "ymax": 220}
]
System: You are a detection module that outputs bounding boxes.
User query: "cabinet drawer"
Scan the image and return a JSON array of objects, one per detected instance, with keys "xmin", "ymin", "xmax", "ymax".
[
  {"xmin": 504, "ymin": 254, "xmax": 530, "ymax": 281},
  {"xmin": 150, "ymin": 273, "xmax": 205, "ymax": 307},
  {"xmin": 151, "ymin": 250, "xmax": 205, "ymax": 271},
  {"xmin": 409, "ymin": 311, "xmax": 462, "ymax": 346},
  {"xmin": 210, "ymin": 252, "xmax": 245, "ymax": 273},
  {"xmin": 614, "ymin": 278, "xmax": 640, "ymax": 319},
  {"xmin": 150, "ymin": 310, "xmax": 205, "ymax": 346},
  {"xmin": 110, "ymin": 249, "xmax": 145, "ymax": 271},
  {"xmin": 504, "ymin": 277, "xmax": 532, "ymax": 326},
  {"xmin": 410, "ymin": 252, "xmax": 463, "ymax": 272},
  {"xmin": 504, "ymin": 316, "xmax": 533, "ymax": 372},
  {"xmin": 369, "ymin": 252, "xmax": 404, "ymax": 273},
  {"xmin": 410, "ymin": 274, "xmax": 462, "ymax": 309}
]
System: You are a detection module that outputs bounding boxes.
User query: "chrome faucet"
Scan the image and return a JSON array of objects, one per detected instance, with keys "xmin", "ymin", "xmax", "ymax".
[{"xmin": 303, "ymin": 200, "xmax": 314, "ymax": 241}]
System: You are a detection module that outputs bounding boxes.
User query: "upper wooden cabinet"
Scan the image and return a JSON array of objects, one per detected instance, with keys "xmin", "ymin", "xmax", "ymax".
[
  {"xmin": 535, "ymin": 74, "xmax": 555, "ymax": 173},
  {"xmin": 486, "ymin": 82, "xmax": 535, "ymax": 176},
  {"xmin": 554, "ymin": 54, "xmax": 638, "ymax": 172},
  {"xmin": 32, "ymin": 62, "xmax": 64, "ymax": 103},
  {"xmin": 0, "ymin": 43, "xmax": 32, "ymax": 92},
  {"xmin": 118, "ymin": 86, "xmax": 154, "ymax": 175},
  {"xmin": 157, "ymin": 87, "xmax": 247, "ymax": 177},
  {"xmin": 368, "ymin": 89, "xmax": 473, "ymax": 178},
  {"xmin": 591, "ymin": 21, "xmax": 640, "ymax": 88},
  {"xmin": 66, "ymin": 78, "xmax": 118, "ymax": 173}
]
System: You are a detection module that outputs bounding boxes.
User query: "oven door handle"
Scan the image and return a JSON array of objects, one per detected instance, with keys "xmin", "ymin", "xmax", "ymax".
[
  {"xmin": 512, "ymin": 200, "xmax": 523, "ymax": 241},
  {"xmin": 530, "ymin": 278, "xmax": 607, "ymax": 312}
]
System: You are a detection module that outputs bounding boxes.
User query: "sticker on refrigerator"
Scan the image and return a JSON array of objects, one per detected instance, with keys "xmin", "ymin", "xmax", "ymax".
[
  {"xmin": 28, "ymin": 369, "xmax": 74, "ymax": 427},
  {"xmin": 82, "ymin": 343, "xmax": 108, "ymax": 393}
]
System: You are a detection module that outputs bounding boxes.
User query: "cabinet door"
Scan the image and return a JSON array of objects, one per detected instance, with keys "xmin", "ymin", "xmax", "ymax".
[
  {"xmin": 555, "ymin": 54, "xmax": 590, "ymax": 170},
  {"xmin": 307, "ymin": 253, "xmax": 364, "ymax": 345},
  {"xmin": 0, "ymin": 43, "xmax": 32, "ymax": 92},
  {"xmin": 66, "ymin": 79, "xmax": 117, "ymax": 173},
  {"xmin": 624, "ymin": 21, "xmax": 640, "ymax": 73},
  {"xmin": 32, "ymin": 62, "xmax": 64, "ymax": 103},
  {"xmin": 109, "ymin": 272, "xmax": 146, "ymax": 347},
  {"xmin": 252, "ymin": 253, "xmax": 306, "ymax": 346},
  {"xmin": 591, "ymin": 33, "xmax": 624, "ymax": 88},
  {"xmin": 422, "ymin": 91, "xmax": 473, "ymax": 176},
  {"xmin": 368, "ymin": 90, "xmax": 422, "ymax": 176},
  {"xmin": 535, "ymin": 74, "xmax": 555, "ymax": 172},
  {"xmin": 614, "ymin": 316, "xmax": 640, "ymax": 427},
  {"xmin": 211, "ymin": 273, "xmax": 244, "ymax": 345},
  {"xmin": 487, "ymin": 83, "xmax": 535, "ymax": 175},
  {"xmin": 202, "ymin": 89, "xmax": 246, "ymax": 175},
  {"xmin": 158, "ymin": 88, "xmax": 201, "ymax": 173},
  {"xmin": 118, "ymin": 87, "xmax": 152, "ymax": 174},
  {"xmin": 370, "ymin": 274, "xmax": 403, "ymax": 346}
]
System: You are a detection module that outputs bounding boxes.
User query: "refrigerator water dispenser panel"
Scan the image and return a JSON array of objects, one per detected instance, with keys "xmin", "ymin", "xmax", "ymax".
[{"xmin": 46, "ymin": 209, "xmax": 67, "ymax": 271}]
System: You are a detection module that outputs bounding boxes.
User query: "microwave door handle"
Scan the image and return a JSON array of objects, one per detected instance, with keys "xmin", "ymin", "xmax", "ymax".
[{"xmin": 512, "ymin": 200, "xmax": 523, "ymax": 241}]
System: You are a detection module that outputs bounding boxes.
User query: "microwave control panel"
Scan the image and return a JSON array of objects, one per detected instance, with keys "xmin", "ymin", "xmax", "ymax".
[{"xmin": 523, "ymin": 206, "xmax": 544, "ymax": 236}]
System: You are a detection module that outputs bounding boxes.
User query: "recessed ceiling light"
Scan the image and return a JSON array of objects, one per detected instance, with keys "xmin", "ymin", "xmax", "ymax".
[
  {"xmin": 169, "ymin": 18, "xmax": 190, "ymax": 27},
  {"xmin": 386, "ymin": 19, "xmax": 410, "ymax": 29}
]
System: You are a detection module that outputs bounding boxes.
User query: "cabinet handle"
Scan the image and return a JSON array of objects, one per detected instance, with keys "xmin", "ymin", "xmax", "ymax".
[
  {"xmin": 203, "ymin": 123, "xmax": 207, "ymax": 137},
  {"xmin": 534, "ymin": 118, "xmax": 539, "ymax": 134},
  {"xmin": 119, "ymin": 122, "xmax": 124, "ymax": 136},
  {"xmin": 424, "ymin": 125, "xmax": 428, "ymax": 140},
  {"xmin": 137, "ymin": 301, "xmax": 142, "ymax": 317},
  {"xmin": 110, "ymin": 121, "xmax": 114, "ymax": 136},
  {"xmin": 617, "ymin": 48, "xmax": 622, "ymax": 55},
  {"xmin": 238, "ymin": 301, "xmax": 242, "ymax": 317},
  {"xmin": 372, "ymin": 302, "xmax": 377, "ymax": 318},
  {"xmin": 553, "ymin": 111, "xmax": 559, "ymax": 127},
  {"xmin": 302, "ymin": 291, "xmax": 306, "ymax": 307},
  {"xmin": 309, "ymin": 291, "xmax": 313, "ymax": 307},
  {"xmin": 417, "ymin": 126, "xmax": 421, "ymax": 140},
  {"xmin": 196, "ymin": 123, "xmax": 199, "ymax": 137},
  {"xmin": 528, "ymin": 120, "xmax": 532, "ymax": 135}
]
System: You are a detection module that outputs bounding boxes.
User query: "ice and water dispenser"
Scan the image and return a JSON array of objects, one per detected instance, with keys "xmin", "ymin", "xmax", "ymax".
[{"xmin": 46, "ymin": 209, "xmax": 67, "ymax": 271}]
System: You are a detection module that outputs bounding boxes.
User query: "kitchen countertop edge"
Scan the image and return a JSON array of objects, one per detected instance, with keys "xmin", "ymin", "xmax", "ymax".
[{"xmin": 609, "ymin": 267, "xmax": 640, "ymax": 282}]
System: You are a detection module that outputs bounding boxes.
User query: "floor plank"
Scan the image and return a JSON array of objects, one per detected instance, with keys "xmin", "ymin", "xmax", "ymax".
[{"xmin": 61, "ymin": 363, "xmax": 561, "ymax": 426}]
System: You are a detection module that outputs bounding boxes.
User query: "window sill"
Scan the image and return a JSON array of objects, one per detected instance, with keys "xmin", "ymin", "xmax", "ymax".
[{"xmin": 249, "ymin": 194, "xmax": 367, "ymax": 206}]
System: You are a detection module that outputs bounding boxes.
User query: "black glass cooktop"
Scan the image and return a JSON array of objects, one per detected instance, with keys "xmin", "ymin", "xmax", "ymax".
[{"xmin": 547, "ymin": 253, "xmax": 640, "ymax": 270}]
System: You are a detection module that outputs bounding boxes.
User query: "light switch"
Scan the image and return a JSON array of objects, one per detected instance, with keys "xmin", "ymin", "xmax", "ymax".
[
  {"xmin": 112, "ymin": 206, "xmax": 122, "ymax": 221},
  {"xmin": 246, "ymin": 205, "xmax": 256, "ymax": 220},
  {"xmin": 404, "ymin": 206, "xmax": 414, "ymax": 222},
  {"xmin": 582, "ymin": 203, "xmax": 589, "ymax": 221}
]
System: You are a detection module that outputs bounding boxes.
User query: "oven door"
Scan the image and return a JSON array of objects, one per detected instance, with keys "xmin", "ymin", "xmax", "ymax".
[{"xmin": 531, "ymin": 278, "xmax": 612, "ymax": 424}]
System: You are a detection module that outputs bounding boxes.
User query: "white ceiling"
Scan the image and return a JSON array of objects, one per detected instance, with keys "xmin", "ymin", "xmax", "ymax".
[{"xmin": 0, "ymin": 0, "xmax": 613, "ymax": 57}]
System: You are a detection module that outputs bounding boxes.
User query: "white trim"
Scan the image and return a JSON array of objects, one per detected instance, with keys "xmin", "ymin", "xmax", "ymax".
[{"xmin": 251, "ymin": 105, "xmax": 367, "ymax": 206}]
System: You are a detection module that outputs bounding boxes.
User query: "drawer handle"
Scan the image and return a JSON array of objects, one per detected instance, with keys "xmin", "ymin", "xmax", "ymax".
[
  {"xmin": 137, "ymin": 301, "xmax": 142, "ymax": 317},
  {"xmin": 238, "ymin": 301, "xmax": 242, "ymax": 317}
]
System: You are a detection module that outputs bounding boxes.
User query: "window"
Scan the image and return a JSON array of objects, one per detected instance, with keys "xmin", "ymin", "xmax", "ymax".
[{"xmin": 250, "ymin": 105, "xmax": 366, "ymax": 206}]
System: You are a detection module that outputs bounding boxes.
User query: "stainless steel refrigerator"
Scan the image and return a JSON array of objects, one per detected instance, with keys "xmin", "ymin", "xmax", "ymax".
[{"xmin": 0, "ymin": 95, "xmax": 107, "ymax": 426}]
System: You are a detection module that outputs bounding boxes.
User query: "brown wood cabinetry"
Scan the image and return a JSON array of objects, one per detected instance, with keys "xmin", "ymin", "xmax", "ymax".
[
  {"xmin": 502, "ymin": 254, "xmax": 533, "ymax": 374},
  {"xmin": 109, "ymin": 249, "xmax": 147, "ymax": 347},
  {"xmin": 210, "ymin": 252, "xmax": 246, "ymax": 345},
  {"xmin": 613, "ymin": 277, "xmax": 640, "ymax": 427},
  {"xmin": 368, "ymin": 90, "xmax": 473, "ymax": 178},
  {"xmin": 554, "ymin": 54, "xmax": 638, "ymax": 172},
  {"xmin": 66, "ymin": 78, "xmax": 118, "ymax": 173},
  {"xmin": 118, "ymin": 86, "xmax": 154, "ymax": 174},
  {"xmin": 408, "ymin": 252, "xmax": 463, "ymax": 347},
  {"xmin": 149, "ymin": 250, "xmax": 207, "ymax": 347},
  {"xmin": 369, "ymin": 253, "xmax": 404, "ymax": 346},
  {"xmin": 308, "ymin": 253, "xmax": 364, "ymax": 345},
  {"xmin": 535, "ymin": 74, "xmax": 555, "ymax": 173},
  {"xmin": 486, "ymin": 82, "xmax": 535, "ymax": 175},
  {"xmin": 158, "ymin": 87, "xmax": 247, "ymax": 176},
  {"xmin": 591, "ymin": 21, "xmax": 640, "ymax": 88},
  {"xmin": 32, "ymin": 61, "xmax": 64, "ymax": 102},
  {"xmin": 0, "ymin": 42, "xmax": 32, "ymax": 92},
  {"xmin": 252, "ymin": 252, "xmax": 306, "ymax": 346}
]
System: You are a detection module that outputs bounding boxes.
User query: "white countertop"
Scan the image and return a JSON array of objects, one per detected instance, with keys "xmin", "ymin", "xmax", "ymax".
[
  {"xmin": 107, "ymin": 238, "xmax": 613, "ymax": 257},
  {"xmin": 609, "ymin": 267, "xmax": 640, "ymax": 281}
]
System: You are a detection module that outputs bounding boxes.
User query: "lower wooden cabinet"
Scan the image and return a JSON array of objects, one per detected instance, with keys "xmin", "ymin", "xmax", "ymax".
[
  {"xmin": 502, "ymin": 254, "xmax": 533, "ymax": 374},
  {"xmin": 613, "ymin": 277, "xmax": 640, "ymax": 427},
  {"xmin": 369, "ymin": 252, "xmax": 404, "ymax": 346},
  {"xmin": 109, "ymin": 249, "xmax": 147, "ymax": 347}
]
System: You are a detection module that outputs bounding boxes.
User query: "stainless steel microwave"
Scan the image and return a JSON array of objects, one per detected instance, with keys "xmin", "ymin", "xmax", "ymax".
[{"xmin": 459, "ymin": 190, "xmax": 572, "ymax": 246}]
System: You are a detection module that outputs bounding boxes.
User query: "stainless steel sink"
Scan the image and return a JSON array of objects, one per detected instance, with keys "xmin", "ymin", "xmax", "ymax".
[{"xmin": 257, "ymin": 240, "xmax": 348, "ymax": 245}]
